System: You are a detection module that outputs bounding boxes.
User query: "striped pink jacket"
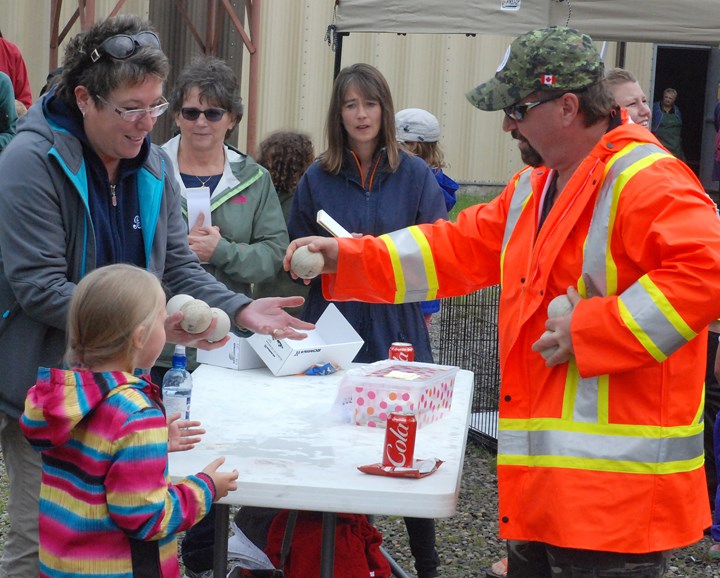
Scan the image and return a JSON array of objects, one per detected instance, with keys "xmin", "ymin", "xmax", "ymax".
[{"xmin": 21, "ymin": 368, "xmax": 215, "ymax": 578}]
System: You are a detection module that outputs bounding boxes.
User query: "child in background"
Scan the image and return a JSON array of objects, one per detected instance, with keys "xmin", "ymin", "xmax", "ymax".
[
  {"xmin": 396, "ymin": 107, "xmax": 459, "ymax": 326},
  {"xmin": 396, "ymin": 107, "xmax": 458, "ymax": 212},
  {"xmin": 20, "ymin": 264, "xmax": 238, "ymax": 578},
  {"xmin": 252, "ymin": 130, "xmax": 315, "ymax": 317}
]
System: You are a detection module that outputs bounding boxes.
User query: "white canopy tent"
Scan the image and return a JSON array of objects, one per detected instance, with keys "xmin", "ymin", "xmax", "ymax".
[
  {"xmin": 331, "ymin": 0, "xmax": 720, "ymax": 187},
  {"xmin": 335, "ymin": 0, "xmax": 720, "ymax": 45}
]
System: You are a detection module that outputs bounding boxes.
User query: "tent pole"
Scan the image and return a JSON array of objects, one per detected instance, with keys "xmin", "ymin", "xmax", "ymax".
[
  {"xmin": 616, "ymin": 41, "xmax": 626, "ymax": 68},
  {"xmin": 333, "ymin": 32, "xmax": 347, "ymax": 80}
]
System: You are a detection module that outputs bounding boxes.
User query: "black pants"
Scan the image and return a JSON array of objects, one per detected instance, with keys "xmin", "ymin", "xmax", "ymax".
[
  {"xmin": 182, "ymin": 506, "xmax": 440, "ymax": 577},
  {"xmin": 705, "ymin": 331, "xmax": 720, "ymax": 509}
]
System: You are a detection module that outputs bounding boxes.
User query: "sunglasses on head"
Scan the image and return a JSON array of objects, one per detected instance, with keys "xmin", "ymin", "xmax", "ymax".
[
  {"xmin": 90, "ymin": 31, "xmax": 161, "ymax": 64},
  {"xmin": 180, "ymin": 107, "xmax": 227, "ymax": 122}
]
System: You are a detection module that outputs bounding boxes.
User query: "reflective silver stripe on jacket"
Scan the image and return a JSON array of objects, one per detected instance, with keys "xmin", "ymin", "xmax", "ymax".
[
  {"xmin": 501, "ymin": 169, "xmax": 533, "ymax": 259},
  {"xmin": 499, "ymin": 424, "xmax": 704, "ymax": 467},
  {"xmin": 618, "ymin": 278, "xmax": 696, "ymax": 360},
  {"xmin": 582, "ymin": 143, "xmax": 666, "ymax": 298},
  {"xmin": 498, "ymin": 141, "xmax": 703, "ymax": 472},
  {"xmin": 584, "ymin": 142, "xmax": 694, "ymax": 360},
  {"xmin": 381, "ymin": 227, "xmax": 437, "ymax": 302}
]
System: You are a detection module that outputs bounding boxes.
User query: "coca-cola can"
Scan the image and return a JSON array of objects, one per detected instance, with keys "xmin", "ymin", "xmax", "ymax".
[
  {"xmin": 382, "ymin": 412, "xmax": 417, "ymax": 468},
  {"xmin": 389, "ymin": 342, "xmax": 414, "ymax": 362}
]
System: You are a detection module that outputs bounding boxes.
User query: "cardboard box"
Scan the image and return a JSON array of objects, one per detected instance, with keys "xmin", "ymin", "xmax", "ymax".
[
  {"xmin": 196, "ymin": 334, "xmax": 265, "ymax": 371},
  {"xmin": 337, "ymin": 360, "xmax": 459, "ymax": 428},
  {"xmin": 248, "ymin": 303, "xmax": 363, "ymax": 376}
]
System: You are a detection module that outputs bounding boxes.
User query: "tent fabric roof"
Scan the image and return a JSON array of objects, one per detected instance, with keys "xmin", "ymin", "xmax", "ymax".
[{"xmin": 336, "ymin": 0, "xmax": 720, "ymax": 46}]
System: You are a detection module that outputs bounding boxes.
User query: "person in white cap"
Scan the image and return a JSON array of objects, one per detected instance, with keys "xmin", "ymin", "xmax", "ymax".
[{"xmin": 395, "ymin": 107, "xmax": 459, "ymax": 211}]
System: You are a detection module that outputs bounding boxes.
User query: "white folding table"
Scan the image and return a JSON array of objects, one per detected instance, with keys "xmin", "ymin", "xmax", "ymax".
[{"xmin": 168, "ymin": 363, "xmax": 473, "ymax": 577}]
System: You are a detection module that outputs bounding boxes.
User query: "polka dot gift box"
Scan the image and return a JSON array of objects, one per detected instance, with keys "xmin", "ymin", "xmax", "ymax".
[{"xmin": 338, "ymin": 360, "xmax": 459, "ymax": 428}]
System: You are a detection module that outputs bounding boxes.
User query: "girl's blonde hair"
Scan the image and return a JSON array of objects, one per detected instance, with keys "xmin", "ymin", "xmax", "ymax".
[{"xmin": 66, "ymin": 264, "xmax": 164, "ymax": 369}]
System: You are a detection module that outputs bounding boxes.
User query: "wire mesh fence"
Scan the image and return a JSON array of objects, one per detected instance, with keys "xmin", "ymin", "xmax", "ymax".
[{"xmin": 438, "ymin": 286, "xmax": 501, "ymax": 450}]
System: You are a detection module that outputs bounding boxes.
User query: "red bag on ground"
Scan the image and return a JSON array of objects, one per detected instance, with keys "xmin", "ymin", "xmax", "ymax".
[{"xmin": 263, "ymin": 510, "xmax": 391, "ymax": 578}]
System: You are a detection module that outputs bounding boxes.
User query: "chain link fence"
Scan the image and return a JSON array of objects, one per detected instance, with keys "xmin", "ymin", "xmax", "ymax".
[{"xmin": 437, "ymin": 286, "xmax": 501, "ymax": 450}]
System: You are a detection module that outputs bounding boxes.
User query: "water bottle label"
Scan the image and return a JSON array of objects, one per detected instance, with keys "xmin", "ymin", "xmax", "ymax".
[{"xmin": 164, "ymin": 396, "xmax": 191, "ymax": 420}]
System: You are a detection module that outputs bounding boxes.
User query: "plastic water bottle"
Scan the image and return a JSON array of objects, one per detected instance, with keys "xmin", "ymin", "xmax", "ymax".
[{"xmin": 162, "ymin": 345, "xmax": 193, "ymax": 420}]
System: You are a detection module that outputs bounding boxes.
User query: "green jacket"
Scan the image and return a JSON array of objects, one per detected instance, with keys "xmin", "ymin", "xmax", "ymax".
[
  {"xmin": 163, "ymin": 135, "xmax": 288, "ymax": 296},
  {"xmin": 253, "ymin": 188, "xmax": 309, "ymax": 317},
  {"xmin": 159, "ymin": 135, "xmax": 289, "ymax": 369}
]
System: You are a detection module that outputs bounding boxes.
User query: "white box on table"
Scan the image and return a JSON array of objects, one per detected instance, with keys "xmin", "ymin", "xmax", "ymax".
[
  {"xmin": 248, "ymin": 303, "xmax": 363, "ymax": 376},
  {"xmin": 337, "ymin": 360, "xmax": 459, "ymax": 428},
  {"xmin": 196, "ymin": 334, "xmax": 264, "ymax": 370}
]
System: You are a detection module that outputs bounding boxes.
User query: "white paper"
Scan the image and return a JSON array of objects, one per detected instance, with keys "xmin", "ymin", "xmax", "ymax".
[
  {"xmin": 186, "ymin": 187, "xmax": 212, "ymax": 231},
  {"xmin": 316, "ymin": 209, "xmax": 352, "ymax": 238}
]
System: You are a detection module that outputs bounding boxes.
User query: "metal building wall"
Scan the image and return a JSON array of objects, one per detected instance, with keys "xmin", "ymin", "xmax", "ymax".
[
  {"xmin": 1, "ymin": 1, "xmax": 653, "ymax": 184},
  {"xmin": 1, "ymin": 0, "xmax": 149, "ymax": 102},
  {"xmin": 147, "ymin": 0, "xmax": 246, "ymax": 144}
]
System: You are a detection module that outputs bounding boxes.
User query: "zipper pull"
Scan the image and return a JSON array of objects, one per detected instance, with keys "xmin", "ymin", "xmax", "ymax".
[{"xmin": 110, "ymin": 184, "xmax": 117, "ymax": 207}]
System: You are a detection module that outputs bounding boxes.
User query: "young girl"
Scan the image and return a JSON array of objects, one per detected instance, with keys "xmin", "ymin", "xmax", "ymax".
[{"xmin": 20, "ymin": 264, "xmax": 238, "ymax": 578}]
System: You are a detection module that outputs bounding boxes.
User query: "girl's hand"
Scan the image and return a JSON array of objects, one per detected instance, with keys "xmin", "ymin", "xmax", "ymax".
[
  {"xmin": 167, "ymin": 413, "xmax": 205, "ymax": 452},
  {"xmin": 202, "ymin": 456, "xmax": 239, "ymax": 500}
]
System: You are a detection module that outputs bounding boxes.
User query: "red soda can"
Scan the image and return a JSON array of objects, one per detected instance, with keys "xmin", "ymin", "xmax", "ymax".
[
  {"xmin": 382, "ymin": 412, "xmax": 417, "ymax": 467},
  {"xmin": 389, "ymin": 342, "xmax": 414, "ymax": 362}
]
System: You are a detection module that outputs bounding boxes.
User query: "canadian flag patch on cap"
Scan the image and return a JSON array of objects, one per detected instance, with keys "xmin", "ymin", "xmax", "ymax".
[{"xmin": 541, "ymin": 74, "xmax": 557, "ymax": 86}]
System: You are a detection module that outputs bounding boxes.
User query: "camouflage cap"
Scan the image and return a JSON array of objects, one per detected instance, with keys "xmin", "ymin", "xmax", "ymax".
[{"xmin": 466, "ymin": 27, "xmax": 604, "ymax": 111}]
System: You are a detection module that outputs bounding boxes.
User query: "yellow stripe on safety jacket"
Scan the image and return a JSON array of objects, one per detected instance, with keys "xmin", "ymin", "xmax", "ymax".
[
  {"xmin": 497, "ymin": 418, "xmax": 704, "ymax": 474},
  {"xmin": 583, "ymin": 142, "xmax": 695, "ymax": 360},
  {"xmin": 380, "ymin": 226, "xmax": 439, "ymax": 304},
  {"xmin": 498, "ymin": 140, "xmax": 703, "ymax": 479},
  {"xmin": 500, "ymin": 168, "xmax": 533, "ymax": 287},
  {"xmin": 618, "ymin": 275, "xmax": 698, "ymax": 362}
]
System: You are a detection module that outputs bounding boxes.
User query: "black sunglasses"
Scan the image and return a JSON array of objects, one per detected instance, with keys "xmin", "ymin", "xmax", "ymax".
[
  {"xmin": 180, "ymin": 107, "xmax": 227, "ymax": 122},
  {"xmin": 503, "ymin": 92, "xmax": 565, "ymax": 121},
  {"xmin": 90, "ymin": 31, "xmax": 161, "ymax": 64}
]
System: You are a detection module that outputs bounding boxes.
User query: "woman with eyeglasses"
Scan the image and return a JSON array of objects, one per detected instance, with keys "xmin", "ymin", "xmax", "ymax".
[
  {"xmin": 159, "ymin": 55, "xmax": 289, "ymax": 578},
  {"xmin": 0, "ymin": 14, "xmax": 311, "ymax": 578},
  {"xmin": 155, "ymin": 56, "xmax": 288, "ymax": 376}
]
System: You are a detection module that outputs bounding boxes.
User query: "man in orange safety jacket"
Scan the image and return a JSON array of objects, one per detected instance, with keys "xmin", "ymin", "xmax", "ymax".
[{"xmin": 284, "ymin": 27, "xmax": 720, "ymax": 577}]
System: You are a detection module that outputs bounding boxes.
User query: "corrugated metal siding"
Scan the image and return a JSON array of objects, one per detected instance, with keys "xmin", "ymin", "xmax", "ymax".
[
  {"xmin": 1, "ymin": 1, "xmax": 653, "ymax": 183},
  {"xmin": 2, "ymin": 0, "xmax": 148, "ymax": 99}
]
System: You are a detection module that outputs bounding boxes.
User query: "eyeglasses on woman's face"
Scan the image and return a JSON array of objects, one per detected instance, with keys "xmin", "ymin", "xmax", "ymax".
[
  {"xmin": 95, "ymin": 94, "xmax": 169, "ymax": 122},
  {"xmin": 90, "ymin": 31, "xmax": 161, "ymax": 63},
  {"xmin": 503, "ymin": 92, "xmax": 565, "ymax": 122},
  {"xmin": 180, "ymin": 107, "xmax": 228, "ymax": 122}
]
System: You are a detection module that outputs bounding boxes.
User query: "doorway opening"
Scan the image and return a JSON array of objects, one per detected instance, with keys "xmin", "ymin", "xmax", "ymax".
[{"xmin": 653, "ymin": 46, "xmax": 710, "ymax": 177}]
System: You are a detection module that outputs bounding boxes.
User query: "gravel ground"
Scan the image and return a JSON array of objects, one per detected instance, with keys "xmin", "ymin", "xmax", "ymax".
[
  {"xmin": 0, "ymin": 311, "xmax": 717, "ymax": 576},
  {"xmin": 374, "ymin": 441, "xmax": 720, "ymax": 577},
  {"xmin": 0, "ymin": 445, "xmax": 717, "ymax": 578}
]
